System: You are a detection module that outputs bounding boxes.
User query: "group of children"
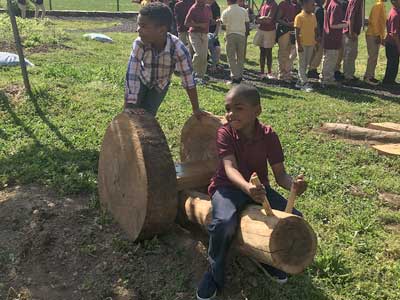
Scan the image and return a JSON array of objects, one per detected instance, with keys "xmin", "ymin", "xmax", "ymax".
[{"xmin": 16, "ymin": 0, "xmax": 46, "ymax": 19}]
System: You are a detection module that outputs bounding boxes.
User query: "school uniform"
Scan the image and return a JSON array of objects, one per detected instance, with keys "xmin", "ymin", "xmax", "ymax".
[
  {"xmin": 383, "ymin": 6, "xmax": 400, "ymax": 84},
  {"xmin": 175, "ymin": 0, "xmax": 195, "ymax": 48}
]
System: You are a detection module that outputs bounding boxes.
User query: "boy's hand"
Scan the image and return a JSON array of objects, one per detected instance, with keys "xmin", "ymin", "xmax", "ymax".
[
  {"xmin": 293, "ymin": 174, "xmax": 307, "ymax": 196},
  {"xmin": 247, "ymin": 183, "xmax": 266, "ymax": 204}
]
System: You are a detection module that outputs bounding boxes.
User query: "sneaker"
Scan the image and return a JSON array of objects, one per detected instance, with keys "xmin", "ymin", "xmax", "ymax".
[
  {"xmin": 195, "ymin": 77, "xmax": 206, "ymax": 85},
  {"xmin": 266, "ymin": 73, "xmax": 276, "ymax": 80},
  {"xmin": 261, "ymin": 264, "xmax": 288, "ymax": 284},
  {"xmin": 307, "ymin": 69, "xmax": 320, "ymax": 79},
  {"xmin": 364, "ymin": 77, "xmax": 379, "ymax": 86},
  {"xmin": 334, "ymin": 71, "xmax": 345, "ymax": 81},
  {"xmin": 196, "ymin": 272, "xmax": 217, "ymax": 300},
  {"xmin": 295, "ymin": 81, "xmax": 303, "ymax": 89},
  {"xmin": 301, "ymin": 83, "xmax": 314, "ymax": 92}
]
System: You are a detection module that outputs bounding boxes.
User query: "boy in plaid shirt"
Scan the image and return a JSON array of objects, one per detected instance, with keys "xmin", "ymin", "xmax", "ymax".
[{"xmin": 125, "ymin": 3, "xmax": 206, "ymax": 118}]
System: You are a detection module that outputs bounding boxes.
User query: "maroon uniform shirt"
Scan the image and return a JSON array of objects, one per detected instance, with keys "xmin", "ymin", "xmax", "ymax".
[
  {"xmin": 323, "ymin": 0, "xmax": 344, "ymax": 50},
  {"xmin": 184, "ymin": 2, "xmax": 212, "ymax": 33},
  {"xmin": 208, "ymin": 120, "xmax": 284, "ymax": 196},
  {"xmin": 175, "ymin": 0, "xmax": 195, "ymax": 33},
  {"xmin": 259, "ymin": 0, "xmax": 278, "ymax": 31},
  {"xmin": 278, "ymin": 0, "xmax": 297, "ymax": 23},
  {"xmin": 343, "ymin": 0, "xmax": 363, "ymax": 35}
]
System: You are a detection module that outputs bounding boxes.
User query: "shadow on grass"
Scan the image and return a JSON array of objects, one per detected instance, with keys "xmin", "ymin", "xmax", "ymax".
[{"xmin": 0, "ymin": 91, "xmax": 97, "ymax": 194}]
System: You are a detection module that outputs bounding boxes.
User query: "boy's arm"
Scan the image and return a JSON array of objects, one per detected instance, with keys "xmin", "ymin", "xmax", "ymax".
[
  {"xmin": 124, "ymin": 41, "xmax": 144, "ymax": 110},
  {"xmin": 271, "ymin": 162, "xmax": 307, "ymax": 195}
]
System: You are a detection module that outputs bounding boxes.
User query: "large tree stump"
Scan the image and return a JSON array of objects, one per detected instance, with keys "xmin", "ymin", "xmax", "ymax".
[
  {"xmin": 321, "ymin": 123, "xmax": 400, "ymax": 143},
  {"xmin": 180, "ymin": 114, "xmax": 226, "ymax": 162},
  {"xmin": 179, "ymin": 190, "xmax": 317, "ymax": 274},
  {"xmin": 98, "ymin": 112, "xmax": 177, "ymax": 241}
]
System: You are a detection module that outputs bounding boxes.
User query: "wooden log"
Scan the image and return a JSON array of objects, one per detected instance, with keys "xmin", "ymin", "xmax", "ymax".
[
  {"xmin": 368, "ymin": 122, "xmax": 400, "ymax": 133},
  {"xmin": 321, "ymin": 123, "xmax": 400, "ymax": 143},
  {"xmin": 372, "ymin": 144, "xmax": 400, "ymax": 156},
  {"xmin": 98, "ymin": 112, "xmax": 177, "ymax": 241},
  {"xmin": 176, "ymin": 160, "xmax": 218, "ymax": 191},
  {"xmin": 180, "ymin": 114, "xmax": 226, "ymax": 163},
  {"xmin": 179, "ymin": 190, "xmax": 317, "ymax": 274}
]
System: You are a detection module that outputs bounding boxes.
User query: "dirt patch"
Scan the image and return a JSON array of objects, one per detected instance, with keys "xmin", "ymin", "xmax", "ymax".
[
  {"xmin": 0, "ymin": 41, "xmax": 73, "ymax": 55},
  {"xmin": 379, "ymin": 192, "xmax": 400, "ymax": 210},
  {"xmin": 384, "ymin": 224, "xmax": 400, "ymax": 234}
]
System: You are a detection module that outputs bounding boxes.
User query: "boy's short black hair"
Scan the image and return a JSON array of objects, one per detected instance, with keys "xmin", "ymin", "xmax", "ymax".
[
  {"xmin": 227, "ymin": 84, "xmax": 260, "ymax": 106},
  {"xmin": 300, "ymin": 0, "xmax": 314, "ymax": 5},
  {"xmin": 139, "ymin": 3, "xmax": 173, "ymax": 29}
]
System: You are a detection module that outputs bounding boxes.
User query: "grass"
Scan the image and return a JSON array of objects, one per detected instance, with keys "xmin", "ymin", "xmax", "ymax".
[{"xmin": 1, "ymin": 13, "xmax": 400, "ymax": 300}]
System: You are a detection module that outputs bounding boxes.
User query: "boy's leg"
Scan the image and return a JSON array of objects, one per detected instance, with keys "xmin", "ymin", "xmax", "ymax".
[
  {"xmin": 343, "ymin": 34, "xmax": 359, "ymax": 80},
  {"xmin": 304, "ymin": 46, "xmax": 314, "ymax": 77},
  {"xmin": 39, "ymin": 4, "xmax": 46, "ymax": 19},
  {"xmin": 297, "ymin": 47, "xmax": 307, "ymax": 84},
  {"xmin": 383, "ymin": 43, "xmax": 399, "ymax": 84},
  {"xmin": 34, "ymin": 4, "xmax": 40, "ymax": 18},
  {"xmin": 321, "ymin": 49, "xmax": 339, "ymax": 84},
  {"xmin": 18, "ymin": 3, "xmax": 26, "ymax": 18},
  {"xmin": 137, "ymin": 83, "xmax": 169, "ymax": 116},
  {"xmin": 365, "ymin": 35, "xmax": 379, "ymax": 79},
  {"xmin": 335, "ymin": 40, "xmax": 344, "ymax": 73},
  {"xmin": 207, "ymin": 188, "xmax": 252, "ymax": 288},
  {"xmin": 278, "ymin": 32, "xmax": 290, "ymax": 79},
  {"xmin": 309, "ymin": 42, "xmax": 323, "ymax": 71},
  {"xmin": 208, "ymin": 35, "xmax": 217, "ymax": 70},
  {"xmin": 236, "ymin": 34, "xmax": 246, "ymax": 79},
  {"xmin": 190, "ymin": 32, "xmax": 208, "ymax": 78},
  {"xmin": 226, "ymin": 34, "xmax": 239, "ymax": 80}
]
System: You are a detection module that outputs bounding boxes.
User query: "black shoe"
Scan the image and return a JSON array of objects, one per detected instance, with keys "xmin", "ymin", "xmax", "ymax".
[
  {"xmin": 196, "ymin": 271, "xmax": 217, "ymax": 300},
  {"xmin": 261, "ymin": 264, "xmax": 288, "ymax": 284},
  {"xmin": 334, "ymin": 71, "xmax": 345, "ymax": 81},
  {"xmin": 307, "ymin": 69, "xmax": 320, "ymax": 79}
]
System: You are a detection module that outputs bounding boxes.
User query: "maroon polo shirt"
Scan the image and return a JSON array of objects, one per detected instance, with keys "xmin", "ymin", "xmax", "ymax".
[
  {"xmin": 259, "ymin": 1, "xmax": 278, "ymax": 31},
  {"xmin": 185, "ymin": 3, "xmax": 212, "ymax": 33},
  {"xmin": 343, "ymin": 0, "xmax": 363, "ymax": 35},
  {"xmin": 278, "ymin": 0, "xmax": 296, "ymax": 23},
  {"xmin": 386, "ymin": 7, "xmax": 400, "ymax": 47},
  {"xmin": 323, "ymin": 0, "xmax": 344, "ymax": 50},
  {"xmin": 175, "ymin": 0, "xmax": 195, "ymax": 33},
  {"xmin": 208, "ymin": 120, "xmax": 284, "ymax": 196}
]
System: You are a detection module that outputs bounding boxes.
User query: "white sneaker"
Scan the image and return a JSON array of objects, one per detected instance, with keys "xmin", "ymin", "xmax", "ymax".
[
  {"xmin": 295, "ymin": 81, "xmax": 303, "ymax": 89},
  {"xmin": 301, "ymin": 83, "xmax": 314, "ymax": 92},
  {"xmin": 266, "ymin": 73, "xmax": 276, "ymax": 80}
]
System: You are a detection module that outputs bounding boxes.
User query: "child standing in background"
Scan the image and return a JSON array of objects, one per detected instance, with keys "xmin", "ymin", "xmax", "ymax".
[
  {"xmin": 364, "ymin": 0, "xmax": 387, "ymax": 85},
  {"xmin": 382, "ymin": 0, "xmax": 400, "ymax": 86},
  {"xmin": 294, "ymin": 0, "xmax": 318, "ymax": 92},
  {"xmin": 253, "ymin": 0, "xmax": 278, "ymax": 79},
  {"xmin": 308, "ymin": 0, "xmax": 325, "ymax": 79}
]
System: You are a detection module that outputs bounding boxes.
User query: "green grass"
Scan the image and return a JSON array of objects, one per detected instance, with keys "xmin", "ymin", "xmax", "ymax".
[{"xmin": 1, "ymin": 14, "xmax": 400, "ymax": 300}]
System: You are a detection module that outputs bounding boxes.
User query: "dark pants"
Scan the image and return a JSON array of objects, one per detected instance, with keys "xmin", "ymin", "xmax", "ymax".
[
  {"xmin": 208, "ymin": 186, "xmax": 302, "ymax": 288},
  {"xmin": 383, "ymin": 43, "xmax": 400, "ymax": 84},
  {"xmin": 137, "ymin": 81, "xmax": 170, "ymax": 116}
]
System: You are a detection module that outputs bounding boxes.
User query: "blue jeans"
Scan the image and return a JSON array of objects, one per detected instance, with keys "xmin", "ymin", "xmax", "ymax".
[
  {"xmin": 137, "ymin": 81, "xmax": 170, "ymax": 116},
  {"xmin": 208, "ymin": 186, "xmax": 302, "ymax": 288},
  {"xmin": 208, "ymin": 33, "xmax": 219, "ymax": 68}
]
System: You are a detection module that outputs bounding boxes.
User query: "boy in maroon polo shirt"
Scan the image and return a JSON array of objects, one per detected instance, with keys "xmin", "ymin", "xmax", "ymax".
[
  {"xmin": 175, "ymin": 0, "xmax": 195, "ymax": 50},
  {"xmin": 196, "ymin": 84, "xmax": 307, "ymax": 300},
  {"xmin": 185, "ymin": 0, "xmax": 213, "ymax": 84},
  {"xmin": 383, "ymin": 0, "xmax": 400, "ymax": 86},
  {"xmin": 342, "ymin": 0, "xmax": 363, "ymax": 83},
  {"xmin": 320, "ymin": 0, "xmax": 347, "ymax": 86}
]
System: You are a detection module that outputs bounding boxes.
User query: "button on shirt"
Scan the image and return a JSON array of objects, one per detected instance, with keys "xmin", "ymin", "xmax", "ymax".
[
  {"xmin": 221, "ymin": 4, "xmax": 250, "ymax": 36},
  {"xmin": 208, "ymin": 120, "xmax": 285, "ymax": 196},
  {"xmin": 125, "ymin": 33, "xmax": 196, "ymax": 105}
]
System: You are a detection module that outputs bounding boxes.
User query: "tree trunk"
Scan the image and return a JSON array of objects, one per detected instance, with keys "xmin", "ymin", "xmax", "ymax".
[
  {"xmin": 178, "ymin": 190, "xmax": 318, "ymax": 275},
  {"xmin": 321, "ymin": 123, "xmax": 400, "ymax": 143},
  {"xmin": 98, "ymin": 112, "xmax": 177, "ymax": 241}
]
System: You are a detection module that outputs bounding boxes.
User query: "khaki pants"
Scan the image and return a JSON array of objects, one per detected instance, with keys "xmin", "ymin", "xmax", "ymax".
[
  {"xmin": 364, "ymin": 35, "xmax": 380, "ymax": 79},
  {"xmin": 278, "ymin": 32, "xmax": 292, "ymax": 79},
  {"xmin": 34, "ymin": 3, "xmax": 46, "ymax": 19},
  {"xmin": 297, "ymin": 45, "xmax": 314, "ymax": 84},
  {"xmin": 178, "ymin": 31, "xmax": 193, "ymax": 56},
  {"xmin": 17, "ymin": 3, "xmax": 26, "ymax": 18},
  {"xmin": 226, "ymin": 33, "xmax": 246, "ymax": 80},
  {"xmin": 310, "ymin": 41, "xmax": 323, "ymax": 70},
  {"xmin": 335, "ymin": 37, "xmax": 344, "ymax": 72},
  {"xmin": 189, "ymin": 32, "xmax": 208, "ymax": 78},
  {"xmin": 321, "ymin": 49, "xmax": 339, "ymax": 84},
  {"xmin": 343, "ymin": 34, "xmax": 359, "ymax": 79}
]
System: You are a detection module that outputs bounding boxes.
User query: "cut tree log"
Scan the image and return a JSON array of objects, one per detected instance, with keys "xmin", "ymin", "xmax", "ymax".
[
  {"xmin": 368, "ymin": 122, "xmax": 400, "ymax": 133},
  {"xmin": 98, "ymin": 112, "xmax": 177, "ymax": 241},
  {"xmin": 178, "ymin": 190, "xmax": 317, "ymax": 274},
  {"xmin": 372, "ymin": 144, "xmax": 400, "ymax": 156},
  {"xmin": 321, "ymin": 123, "xmax": 400, "ymax": 143},
  {"xmin": 180, "ymin": 114, "xmax": 226, "ymax": 163},
  {"xmin": 176, "ymin": 160, "xmax": 218, "ymax": 191}
]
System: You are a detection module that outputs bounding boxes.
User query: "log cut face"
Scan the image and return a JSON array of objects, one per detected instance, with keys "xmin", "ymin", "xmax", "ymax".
[
  {"xmin": 98, "ymin": 113, "xmax": 177, "ymax": 241},
  {"xmin": 180, "ymin": 114, "xmax": 226, "ymax": 163},
  {"xmin": 179, "ymin": 190, "xmax": 317, "ymax": 274}
]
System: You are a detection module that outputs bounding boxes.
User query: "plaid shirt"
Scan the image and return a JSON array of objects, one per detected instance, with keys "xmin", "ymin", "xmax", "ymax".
[{"xmin": 125, "ymin": 33, "xmax": 196, "ymax": 105}]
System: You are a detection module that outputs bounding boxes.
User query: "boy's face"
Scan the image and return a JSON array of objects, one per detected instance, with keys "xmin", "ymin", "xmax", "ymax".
[
  {"xmin": 137, "ymin": 14, "xmax": 166, "ymax": 45},
  {"xmin": 304, "ymin": 0, "xmax": 315, "ymax": 12},
  {"xmin": 225, "ymin": 95, "xmax": 261, "ymax": 131}
]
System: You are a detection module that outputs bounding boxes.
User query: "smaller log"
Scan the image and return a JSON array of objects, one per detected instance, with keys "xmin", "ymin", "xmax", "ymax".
[
  {"xmin": 249, "ymin": 173, "xmax": 274, "ymax": 216},
  {"xmin": 178, "ymin": 190, "xmax": 317, "ymax": 274},
  {"xmin": 372, "ymin": 144, "xmax": 400, "ymax": 156},
  {"xmin": 176, "ymin": 160, "xmax": 218, "ymax": 191},
  {"xmin": 368, "ymin": 122, "xmax": 400, "ymax": 133},
  {"xmin": 321, "ymin": 123, "xmax": 400, "ymax": 143}
]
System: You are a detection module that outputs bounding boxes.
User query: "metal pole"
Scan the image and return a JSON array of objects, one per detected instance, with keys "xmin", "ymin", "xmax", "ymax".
[
  {"xmin": 49, "ymin": 0, "xmax": 52, "ymax": 10},
  {"xmin": 7, "ymin": 0, "xmax": 32, "ymax": 97},
  {"xmin": 117, "ymin": 0, "xmax": 120, "ymax": 11}
]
